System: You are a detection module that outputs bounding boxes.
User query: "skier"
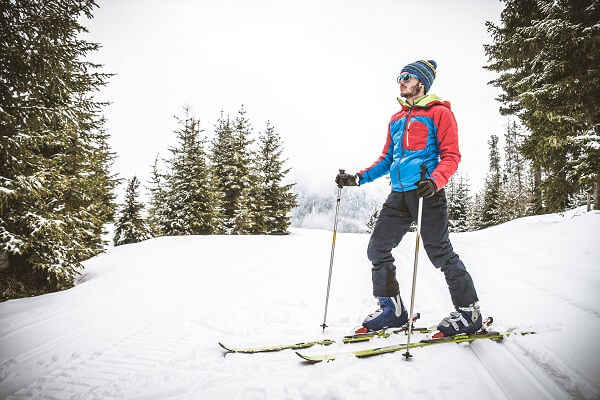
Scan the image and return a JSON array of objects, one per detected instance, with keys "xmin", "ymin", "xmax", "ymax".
[{"xmin": 336, "ymin": 60, "xmax": 482, "ymax": 337}]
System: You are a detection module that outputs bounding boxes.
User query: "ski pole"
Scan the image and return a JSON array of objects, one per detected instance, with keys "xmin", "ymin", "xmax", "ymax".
[
  {"xmin": 321, "ymin": 170, "xmax": 344, "ymax": 332},
  {"xmin": 404, "ymin": 164, "xmax": 428, "ymax": 360}
]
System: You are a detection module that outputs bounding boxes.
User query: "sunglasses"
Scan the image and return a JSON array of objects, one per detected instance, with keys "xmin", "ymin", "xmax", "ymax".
[{"xmin": 397, "ymin": 73, "xmax": 419, "ymax": 83}]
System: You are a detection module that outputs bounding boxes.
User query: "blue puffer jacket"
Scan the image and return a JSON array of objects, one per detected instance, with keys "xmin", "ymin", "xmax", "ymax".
[{"xmin": 359, "ymin": 94, "xmax": 461, "ymax": 192}]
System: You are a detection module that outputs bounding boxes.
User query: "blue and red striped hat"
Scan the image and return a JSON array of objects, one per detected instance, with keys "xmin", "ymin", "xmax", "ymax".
[{"xmin": 400, "ymin": 60, "xmax": 437, "ymax": 93}]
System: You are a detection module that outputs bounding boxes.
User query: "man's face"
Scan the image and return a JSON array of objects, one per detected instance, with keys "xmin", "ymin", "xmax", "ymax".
[{"xmin": 399, "ymin": 74, "xmax": 424, "ymax": 98}]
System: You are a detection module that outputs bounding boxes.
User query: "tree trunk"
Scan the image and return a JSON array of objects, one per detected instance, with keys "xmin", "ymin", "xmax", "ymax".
[
  {"xmin": 532, "ymin": 168, "xmax": 543, "ymax": 214},
  {"xmin": 594, "ymin": 173, "xmax": 600, "ymax": 211},
  {"xmin": 0, "ymin": 252, "xmax": 8, "ymax": 272}
]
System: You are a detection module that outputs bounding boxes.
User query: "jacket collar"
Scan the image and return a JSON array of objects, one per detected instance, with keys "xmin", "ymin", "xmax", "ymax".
[{"xmin": 397, "ymin": 94, "xmax": 446, "ymax": 110}]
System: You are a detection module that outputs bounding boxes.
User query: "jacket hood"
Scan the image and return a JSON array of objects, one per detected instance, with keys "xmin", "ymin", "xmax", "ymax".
[{"xmin": 396, "ymin": 94, "xmax": 451, "ymax": 110}]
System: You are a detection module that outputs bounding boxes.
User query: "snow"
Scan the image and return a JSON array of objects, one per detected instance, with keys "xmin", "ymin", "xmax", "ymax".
[{"xmin": 0, "ymin": 208, "xmax": 599, "ymax": 399}]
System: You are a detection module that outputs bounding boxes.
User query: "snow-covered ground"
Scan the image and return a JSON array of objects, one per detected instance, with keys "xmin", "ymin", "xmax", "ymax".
[{"xmin": 1, "ymin": 207, "xmax": 599, "ymax": 399}]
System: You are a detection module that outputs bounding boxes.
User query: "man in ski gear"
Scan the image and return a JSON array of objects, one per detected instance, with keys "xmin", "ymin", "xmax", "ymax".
[{"xmin": 336, "ymin": 60, "xmax": 481, "ymax": 336}]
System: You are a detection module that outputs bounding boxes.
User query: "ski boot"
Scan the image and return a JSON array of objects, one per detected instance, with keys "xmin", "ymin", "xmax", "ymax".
[
  {"xmin": 355, "ymin": 294, "xmax": 408, "ymax": 334},
  {"xmin": 435, "ymin": 302, "xmax": 482, "ymax": 338}
]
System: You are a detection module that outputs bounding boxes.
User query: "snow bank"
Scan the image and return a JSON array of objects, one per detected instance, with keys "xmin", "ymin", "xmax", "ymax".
[{"xmin": 0, "ymin": 210, "xmax": 598, "ymax": 399}]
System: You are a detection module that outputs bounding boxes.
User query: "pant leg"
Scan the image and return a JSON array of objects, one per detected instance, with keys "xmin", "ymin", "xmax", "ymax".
[
  {"xmin": 367, "ymin": 191, "xmax": 413, "ymax": 297},
  {"xmin": 413, "ymin": 189, "xmax": 479, "ymax": 308}
]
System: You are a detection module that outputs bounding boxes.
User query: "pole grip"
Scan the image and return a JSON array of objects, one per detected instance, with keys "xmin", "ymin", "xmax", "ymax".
[
  {"xmin": 337, "ymin": 169, "xmax": 346, "ymax": 188},
  {"xmin": 420, "ymin": 164, "xmax": 428, "ymax": 182}
]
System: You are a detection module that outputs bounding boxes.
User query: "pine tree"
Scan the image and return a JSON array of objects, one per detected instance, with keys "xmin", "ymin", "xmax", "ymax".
[
  {"xmin": 484, "ymin": 0, "xmax": 600, "ymax": 211},
  {"xmin": 253, "ymin": 121, "xmax": 297, "ymax": 234},
  {"xmin": 146, "ymin": 156, "xmax": 166, "ymax": 236},
  {"xmin": 502, "ymin": 121, "xmax": 534, "ymax": 219},
  {"xmin": 467, "ymin": 193, "xmax": 485, "ymax": 231},
  {"xmin": 446, "ymin": 172, "xmax": 472, "ymax": 232},
  {"xmin": 210, "ymin": 107, "xmax": 256, "ymax": 234},
  {"xmin": 445, "ymin": 174, "xmax": 458, "ymax": 231},
  {"xmin": 0, "ymin": 0, "xmax": 117, "ymax": 296},
  {"xmin": 159, "ymin": 108, "xmax": 223, "ymax": 235},
  {"xmin": 366, "ymin": 209, "xmax": 380, "ymax": 233},
  {"xmin": 113, "ymin": 176, "xmax": 152, "ymax": 246},
  {"xmin": 230, "ymin": 106, "xmax": 257, "ymax": 233},
  {"xmin": 208, "ymin": 112, "xmax": 234, "ymax": 233},
  {"xmin": 480, "ymin": 135, "xmax": 504, "ymax": 228}
]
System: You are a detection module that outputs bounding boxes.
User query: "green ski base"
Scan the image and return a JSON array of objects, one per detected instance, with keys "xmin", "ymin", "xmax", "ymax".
[
  {"xmin": 297, "ymin": 330, "xmax": 536, "ymax": 363},
  {"xmin": 218, "ymin": 315, "xmax": 495, "ymax": 355},
  {"xmin": 218, "ymin": 313, "xmax": 424, "ymax": 353},
  {"xmin": 219, "ymin": 339, "xmax": 335, "ymax": 354}
]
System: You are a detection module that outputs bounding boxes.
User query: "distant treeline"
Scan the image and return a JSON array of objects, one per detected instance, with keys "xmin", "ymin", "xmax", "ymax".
[{"xmin": 113, "ymin": 106, "xmax": 297, "ymax": 247}]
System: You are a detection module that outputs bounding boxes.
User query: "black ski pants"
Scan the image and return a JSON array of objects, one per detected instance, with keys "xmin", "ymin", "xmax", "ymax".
[{"xmin": 367, "ymin": 189, "xmax": 478, "ymax": 308}]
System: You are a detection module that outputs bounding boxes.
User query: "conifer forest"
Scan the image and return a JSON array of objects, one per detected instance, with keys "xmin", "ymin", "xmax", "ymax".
[{"xmin": 1, "ymin": 0, "xmax": 598, "ymax": 299}]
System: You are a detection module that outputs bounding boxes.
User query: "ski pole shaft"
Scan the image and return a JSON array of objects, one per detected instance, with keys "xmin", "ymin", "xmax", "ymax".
[
  {"xmin": 404, "ymin": 165, "xmax": 428, "ymax": 359},
  {"xmin": 321, "ymin": 176, "xmax": 343, "ymax": 332}
]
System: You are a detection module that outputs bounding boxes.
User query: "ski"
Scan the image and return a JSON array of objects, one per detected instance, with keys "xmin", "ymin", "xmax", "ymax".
[
  {"xmin": 218, "ymin": 315, "xmax": 491, "ymax": 354},
  {"xmin": 219, "ymin": 313, "xmax": 425, "ymax": 353},
  {"xmin": 296, "ymin": 329, "xmax": 536, "ymax": 363},
  {"xmin": 219, "ymin": 339, "xmax": 335, "ymax": 354}
]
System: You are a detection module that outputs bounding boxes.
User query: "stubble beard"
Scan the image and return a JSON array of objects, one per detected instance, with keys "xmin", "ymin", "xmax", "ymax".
[{"xmin": 401, "ymin": 84, "xmax": 420, "ymax": 101}]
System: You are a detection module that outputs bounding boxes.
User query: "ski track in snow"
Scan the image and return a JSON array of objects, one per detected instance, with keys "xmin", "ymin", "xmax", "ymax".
[{"xmin": 0, "ymin": 209, "xmax": 598, "ymax": 399}]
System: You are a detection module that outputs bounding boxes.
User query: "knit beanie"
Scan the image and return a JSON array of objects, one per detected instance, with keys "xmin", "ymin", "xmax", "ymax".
[{"xmin": 401, "ymin": 60, "xmax": 437, "ymax": 93}]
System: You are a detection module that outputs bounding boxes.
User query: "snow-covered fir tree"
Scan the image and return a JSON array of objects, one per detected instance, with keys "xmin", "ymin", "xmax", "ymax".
[
  {"xmin": 146, "ymin": 156, "xmax": 167, "ymax": 236},
  {"xmin": 501, "ymin": 121, "xmax": 534, "ymax": 220},
  {"xmin": 465, "ymin": 135, "xmax": 510, "ymax": 230},
  {"xmin": 366, "ymin": 209, "xmax": 380, "ymax": 233},
  {"xmin": 158, "ymin": 108, "xmax": 223, "ymax": 235},
  {"xmin": 479, "ymin": 135, "xmax": 504, "ymax": 228},
  {"xmin": 252, "ymin": 121, "xmax": 297, "ymax": 234},
  {"xmin": 209, "ymin": 112, "xmax": 235, "ymax": 231},
  {"xmin": 113, "ymin": 176, "xmax": 153, "ymax": 246},
  {"xmin": 467, "ymin": 193, "xmax": 485, "ymax": 231},
  {"xmin": 468, "ymin": 126, "xmax": 537, "ymax": 230},
  {"xmin": 230, "ymin": 107, "xmax": 257, "ymax": 234},
  {"xmin": 484, "ymin": 0, "xmax": 600, "ymax": 211},
  {"xmin": 446, "ymin": 172, "xmax": 472, "ymax": 232},
  {"xmin": 0, "ymin": 0, "xmax": 117, "ymax": 297},
  {"xmin": 210, "ymin": 107, "xmax": 256, "ymax": 234}
]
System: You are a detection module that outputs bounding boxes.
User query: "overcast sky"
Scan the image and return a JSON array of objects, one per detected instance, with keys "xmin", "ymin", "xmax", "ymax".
[{"xmin": 84, "ymin": 0, "xmax": 507, "ymax": 197}]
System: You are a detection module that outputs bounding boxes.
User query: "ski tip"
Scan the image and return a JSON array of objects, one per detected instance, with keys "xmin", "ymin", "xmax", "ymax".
[
  {"xmin": 218, "ymin": 342, "xmax": 233, "ymax": 352},
  {"xmin": 295, "ymin": 352, "xmax": 323, "ymax": 363}
]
